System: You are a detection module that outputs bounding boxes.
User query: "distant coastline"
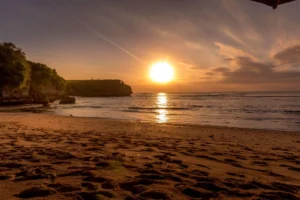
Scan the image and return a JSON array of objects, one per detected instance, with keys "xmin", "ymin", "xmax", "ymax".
[{"xmin": 66, "ymin": 80, "xmax": 132, "ymax": 97}]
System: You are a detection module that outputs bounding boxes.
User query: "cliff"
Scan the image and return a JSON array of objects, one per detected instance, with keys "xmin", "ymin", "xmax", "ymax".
[
  {"xmin": 29, "ymin": 61, "xmax": 66, "ymax": 103},
  {"xmin": 0, "ymin": 42, "xmax": 66, "ymax": 105},
  {"xmin": 0, "ymin": 42, "xmax": 133, "ymax": 105},
  {"xmin": 66, "ymin": 80, "xmax": 133, "ymax": 97},
  {"xmin": 0, "ymin": 42, "xmax": 31, "ymax": 100}
]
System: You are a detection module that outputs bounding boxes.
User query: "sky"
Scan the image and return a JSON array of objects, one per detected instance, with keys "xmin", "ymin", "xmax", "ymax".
[{"xmin": 1, "ymin": 0, "xmax": 300, "ymax": 93}]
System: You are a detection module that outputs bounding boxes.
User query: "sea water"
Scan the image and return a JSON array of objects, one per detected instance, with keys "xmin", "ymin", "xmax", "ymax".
[{"xmin": 52, "ymin": 92, "xmax": 300, "ymax": 131}]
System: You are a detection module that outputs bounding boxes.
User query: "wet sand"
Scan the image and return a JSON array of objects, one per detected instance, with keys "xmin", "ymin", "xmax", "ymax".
[{"xmin": 0, "ymin": 112, "xmax": 299, "ymax": 199}]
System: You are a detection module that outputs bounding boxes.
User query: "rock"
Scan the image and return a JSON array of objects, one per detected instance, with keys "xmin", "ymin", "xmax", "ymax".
[
  {"xmin": 17, "ymin": 186, "xmax": 56, "ymax": 198},
  {"xmin": 43, "ymin": 102, "xmax": 50, "ymax": 107},
  {"xmin": 59, "ymin": 96, "xmax": 76, "ymax": 104}
]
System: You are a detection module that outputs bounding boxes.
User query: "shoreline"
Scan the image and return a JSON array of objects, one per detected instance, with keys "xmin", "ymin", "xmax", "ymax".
[
  {"xmin": 0, "ymin": 104, "xmax": 44, "ymax": 111},
  {"xmin": 1, "ymin": 108, "xmax": 300, "ymax": 133},
  {"xmin": 46, "ymin": 115, "xmax": 300, "ymax": 134}
]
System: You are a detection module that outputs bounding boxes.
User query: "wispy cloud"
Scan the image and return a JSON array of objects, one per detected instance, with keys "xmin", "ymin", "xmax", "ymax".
[{"xmin": 205, "ymin": 44, "xmax": 300, "ymax": 90}]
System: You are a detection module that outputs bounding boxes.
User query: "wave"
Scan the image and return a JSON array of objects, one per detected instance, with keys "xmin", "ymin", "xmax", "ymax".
[
  {"xmin": 180, "ymin": 94, "xmax": 231, "ymax": 98},
  {"xmin": 60, "ymin": 105, "xmax": 104, "ymax": 109},
  {"xmin": 191, "ymin": 105, "xmax": 214, "ymax": 108},
  {"xmin": 121, "ymin": 109, "xmax": 183, "ymax": 115},
  {"xmin": 128, "ymin": 106, "xmax": 189, "ymax": 110},
  {"xmin": 244, "ymin": 96, "xmax": 300, "ymax": 98},
  {"xmin": 121, "ymin": 110, "xmax": 157, "ymax": 114}
]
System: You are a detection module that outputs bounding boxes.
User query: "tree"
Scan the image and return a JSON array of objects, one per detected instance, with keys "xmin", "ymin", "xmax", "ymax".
[
  {"xmin": 0, "ymin": 42, "xmax": 29, "ymax": 90},
  {"xmin": 29, "ymin": 61, "xmax": 66, "ymax": 101}
]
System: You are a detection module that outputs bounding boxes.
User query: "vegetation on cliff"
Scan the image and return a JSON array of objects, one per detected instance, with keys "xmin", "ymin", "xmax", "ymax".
[
  {"xmin": 0, "ymin": 42, "xmax": 66, "ymax": 104},
  {"xmin": 29, "ymin": 61, "xmax": 66, "ymax": 102},
  {"xmin": 0, "ymin": 42, "xmax": 31, "ymax": 97},
  {"xmin": 66, "ymin": 80, "xmax": 132, "ymax": 97},
  {"xmin": 0, "ymin": 42, "xmax": 133, "ymax": 105}
]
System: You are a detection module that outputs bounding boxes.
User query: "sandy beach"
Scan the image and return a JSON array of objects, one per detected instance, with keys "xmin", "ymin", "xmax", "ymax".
[{"xmin": 0, "ymin": 112, "xmax": 299, "ymax": 200}]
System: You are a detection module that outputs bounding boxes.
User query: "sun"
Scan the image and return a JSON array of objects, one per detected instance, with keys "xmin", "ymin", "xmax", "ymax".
[{"xmin": 150, "ymin": 61, "xmax": 174, "ymax": 83}]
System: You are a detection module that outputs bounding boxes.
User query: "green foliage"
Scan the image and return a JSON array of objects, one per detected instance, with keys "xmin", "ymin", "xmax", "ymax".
[
  {"xmin": 29, "ymin": 61, "xmax": 66, "ymax": 102},
  {"xmin": 66, "ymin": 80, "xmax": 132, "ymax": 97},
  {"xmin": 0, "ymin": 42, "xmax": 65, "ymax": 102},
  {"xmin": 0, "ymin": 42, "xmax": 29, "ymax": 89},
  {"xmin": 29, "ymin": 61, "xmax": 66, "ymax": 91}
]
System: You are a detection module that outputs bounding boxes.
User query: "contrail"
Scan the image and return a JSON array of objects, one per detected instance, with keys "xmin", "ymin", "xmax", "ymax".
[{"xmin": 51, "ymin": 0, "xmax": 146, "ymax": 64}]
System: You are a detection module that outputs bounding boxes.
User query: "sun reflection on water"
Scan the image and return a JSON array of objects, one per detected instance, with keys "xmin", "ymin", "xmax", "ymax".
[{"xmin": 156, "ymin": 93, "xmax": 168, "ymax": 123}]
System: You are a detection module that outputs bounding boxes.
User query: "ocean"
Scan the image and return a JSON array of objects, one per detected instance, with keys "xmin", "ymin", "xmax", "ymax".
[{"xmin": 52, "ymin": 92, "xmax": 300, "ymax": 131}]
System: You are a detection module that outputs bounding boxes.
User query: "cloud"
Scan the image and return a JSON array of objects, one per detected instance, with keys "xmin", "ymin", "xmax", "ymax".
[
  {"xmin": 213, "ymin": 67, "xmax": 231, "ymax": 73},
  {"xmin": 273, "ymin": 44, "xmax": 300, "ymax": 69},
  {"xmin": 220, "ymin": 26, "xmax": 245, "ymax": 46},
  {"xmin": 207, "ymin": 44, "xmax": 300, "ymax": 87},
  {"xmin": 184, "ymin": 41, "xmax": 204, "ymax": 50},
  {"xmin": 215, "ymin": 42, "xmax": 256, "ymax": 61},
  {"xmin": 223, "ymin": 57, "xmax": 300, "ymax": 84}
]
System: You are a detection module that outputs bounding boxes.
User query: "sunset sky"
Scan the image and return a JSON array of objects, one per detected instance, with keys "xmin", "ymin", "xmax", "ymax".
[{"xmin": 1, "ymin": 0, "xmax": 300, "ymax": 92}]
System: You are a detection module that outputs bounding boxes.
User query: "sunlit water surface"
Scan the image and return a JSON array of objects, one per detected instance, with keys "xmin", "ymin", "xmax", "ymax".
[{"xmin": 52, "ymin": 92, "xmax": 300, "ymax": 131}]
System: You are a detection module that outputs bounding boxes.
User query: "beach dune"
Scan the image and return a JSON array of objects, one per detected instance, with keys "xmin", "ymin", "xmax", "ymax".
[{"xmin": 0, "ymin": 112, "xmax": 299, "ymax": 199}]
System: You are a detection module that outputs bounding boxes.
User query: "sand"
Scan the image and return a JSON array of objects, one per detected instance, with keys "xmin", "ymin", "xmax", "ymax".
[{"xmin": 0, "ymin": 112, "xmax": 299, "ymax": 200}]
